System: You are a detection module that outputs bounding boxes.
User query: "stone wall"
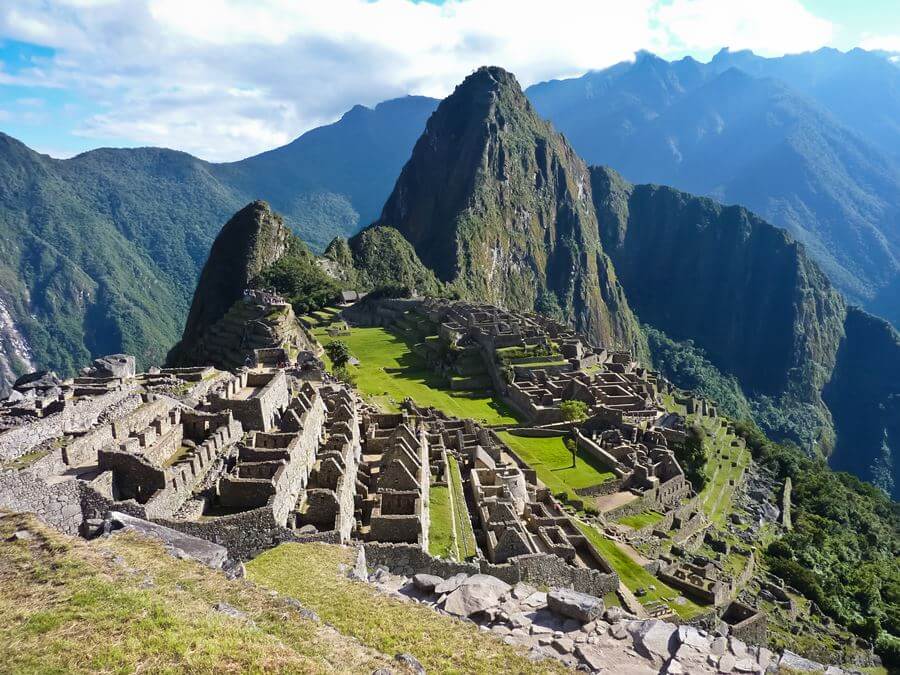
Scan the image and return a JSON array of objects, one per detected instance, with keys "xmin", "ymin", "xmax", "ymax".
[
  {"xmin": 0, "ymin": 387, "xmax": 138, "ymax": 461},
  {"xmin": 363, "ymin": 542, "xmax": 618, "ymax": 598},
  {"xmin": 0, "ymin": 469, "xmax": 82, "ymax": 534}
]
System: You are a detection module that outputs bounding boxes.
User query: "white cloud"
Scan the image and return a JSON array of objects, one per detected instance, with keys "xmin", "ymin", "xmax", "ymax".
[
  {"xmin": 0, "ymin": 0, "xmax": 835, "ymax": 161},
  {"xmin": 860, "ymin": 34, "xmax": 900, "ymax": 53}
]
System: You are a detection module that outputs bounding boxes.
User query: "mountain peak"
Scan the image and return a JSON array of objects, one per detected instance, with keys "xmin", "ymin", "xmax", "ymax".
[
  {"xmin": 167, "ymin": 200, "xmax": 293, "ymax": 364},
  {"xmin": 371, "ymin": 67, "xmax": 645, "ymax": 352}
]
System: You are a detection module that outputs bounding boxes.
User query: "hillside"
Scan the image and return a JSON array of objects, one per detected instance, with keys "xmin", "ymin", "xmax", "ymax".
[
  {"xmin": 0, "ymin": 512, "xmax": 554, "ymax": 673},
  {"xmin": 591, "ymin": 166, "xmax": 899, "ymax": 496},
  {"xmin": 369, "ymin": 66, "xmax": 645, "ymax": 354},
  {"xmin": 527, "ymin": 50, "xmax": 900, "ymax": 329},
  {"xmin": 0, "ymin": 97, "xmax": 435, "ymax": 393}
]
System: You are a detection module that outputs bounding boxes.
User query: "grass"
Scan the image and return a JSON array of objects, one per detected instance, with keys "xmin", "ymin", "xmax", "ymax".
[
  {"xmin": 247, "ymin": 543, "xmax": 567, "ymax": 674},
  {"xmin": 617, "ymin": 511, "xmax": 665, "ymax": 531},
  {"xmin": 497, "ymin": 432, "xmax": 615, "ymax": 504},
  {"xmin": 0, "ymin": 512, "xmax": 395, "ymax": 673},
  {"xmin": 448, "ymin": 456, "xmax": 478, "ymax": 559},
  {"xmin": 427, "ymin": 484, "xmax": 456, "ymax": 559},
  {"xmin": 574, "ymin": 520, "xmax": 707, "ymax": 620},
  {"xmin": 696, "ymin": 418, "xmax": 750, "ymax": 523},
  {"xmin": 1, "ymin": 446, "xmax": 51, "ymax": 470},
  {"xmin": 314, "ymin": 325, "xmax": 519, "ymax": 426}
]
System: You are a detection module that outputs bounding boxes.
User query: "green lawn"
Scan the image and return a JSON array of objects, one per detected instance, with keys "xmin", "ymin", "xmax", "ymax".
[
  {"xmin": 448, "ymin": 457, "xmax": 478, "ymax": 559},
  {"xmin": 314, "ymin": 325, "xmax": 519, "ymax": 426},
  {"xmin": 428, "ymin": 485, "xmax": 456, "ymax": 559},
  {"xmin": 497, "ymin": 432, "xmax": 615, "ymax": 504},
  {"xmin": 574, "ymin": 520, "xmax": 707, "ymax": 620},
  {"xmin": 617, "ymin": 510, "xmax": 665, "ymax": 531}
]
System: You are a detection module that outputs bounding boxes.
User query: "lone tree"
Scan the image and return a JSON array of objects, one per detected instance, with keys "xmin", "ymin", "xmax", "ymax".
[
  {"xmin": 560, "ymin": 399, "xmax": 589, "ymax": 422},
  {"xmin": 325, "ymin": 340, "xmax": 352, "ymax": 370}
]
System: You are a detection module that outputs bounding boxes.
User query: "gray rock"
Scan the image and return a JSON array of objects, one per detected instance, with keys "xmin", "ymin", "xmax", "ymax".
[
  {"xmin": 508, "ymin": 612, "xmax": 531, "ymax": 629},
  {"xmin": 629, "ymin": 620, "xmax": 677, "ymax": 662},
  {"xmin": 710, "ymin": 636, "xmax": 728, "ymax": 656},
  {"xmin": 551, "ymin": 637, "xmax": 575, "ymax": 654},
  {"xmin": 756, "ymin": 647, "xmax": 773, "ymax": 670},
  {"xmin": 718, "ymin": 653, "xmax": 736, "ymax": 672},
  {"xmin": 8, "ymin": 530, "xmax": 34, "ymax": 541},
  {"xmin": 443, "ymin": 575, "xmax": 510, "ymax": 617},
  {"xmin": 298, "ymin": 524, "xmax": 318, "ymax": 535},
  {"xmin": 678, "ymin": 625, "xmax": 709, "ymax": 650},
  {"xmin": 512, "ymin": 582, "xmax": 537, "ymax": 599},
  {"xmin": 412, "ymin": 574, "xmax": 444, "ymax": 592},
  {"xmin": 779, "ymin": 650, "xmax": 824, "ymax": 672},
  {"xmin": 108, "ymin": 512, "xmax": 227, "ymax": 569},
  {"xmin": 214, "ymin": 602, "xmax": 247, "ymax": 620},
  {"xmin": 523, "ymin": 591, "xmax": 547, "ymax": 608},
  {"xmin": 90, "ymin": 354, "xmax": 136, "ymax": 379},
  {"xmin": 734, "ymin": 658, "xmax": 756, "ymax": 672},
  {"xmin": 729, "ymin": 637, "xmax": 748, "ymax": 659},
  {"xmin": 434, "ymin": 573, "xmax": 468, "ymax": 595},
  {"xmin": 575, "ymin": 644, "xmax": 605, "ymax": 671},
  {"xmin": 664, "ymin": 659, "xmax": 684, "ymax": 674},
  {"xmin": 548, "ymin": 588, "xmax": 604, "ymax": 623},
  {"xmin": 394, "ymin": 652, "xmax": 426, "ymax": 674},
  {"xmin": 603, "ymin": 605, "xmax": 628, "ymax": 623},
  {"xmin": 610, "ymin": 623, "xmax": 628, "ymax": 640}
]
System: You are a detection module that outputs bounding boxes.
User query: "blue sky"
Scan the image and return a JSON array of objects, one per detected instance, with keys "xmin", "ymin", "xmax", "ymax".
[{"xmin": 1, "ymin": 0, "xmax": 898, "ymax": 161}]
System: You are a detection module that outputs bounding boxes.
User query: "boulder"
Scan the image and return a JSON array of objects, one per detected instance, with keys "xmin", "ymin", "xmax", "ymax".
[
  {"xmin": 90, "ymin": 354, "xmax": 136, "ymax": 379},
  {"xmin": 677, "ymin": 625, "xmax": 709, "ymax": 650},
  {"xmin": 779, "ymin": 650, "xmax": 825, "ymax": 672},
  {"xmin": 575, "ymin": 644, "xmax": 605, "ymax": 671},
  {"xmin": 547, "ymin": 588, "xmax": 604, "ymax": 622},
  {"xmin": 718, "ymin": 653, "xmax": 736, "ymax": 672},
  {"xmin": 412, "ymin": 573, "xmax": 444, "ymax": 592},
  {"xmin": 434, "ymin": 573, "xmax": 468, "ymax": 594},
  {"xmin": 108, "ymin": 511, "xmax": 227, "ymax": 569},
  {"xmin": 442, "ymin": 574, "xmax": 510, "ymax": 617},
  {"xmin": 13, "ymin": 370, "xmax": 61, "ymax": 392},
  {"xmin": 629, "ymin": 620, "xmax": 677, "ymax": 662},
  {"xmin": 394, "ymin": 652, "xmax": 426, "ymax": 675}
]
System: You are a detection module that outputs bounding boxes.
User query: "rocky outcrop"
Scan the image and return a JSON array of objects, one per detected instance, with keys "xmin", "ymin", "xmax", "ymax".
[
  {"xmin": 371, "ymin": 66, "xmax": 645, "ymax": 354},
  {"xmin": 167, "ymin": 201, "xmax": 293, "ymax": 365}
]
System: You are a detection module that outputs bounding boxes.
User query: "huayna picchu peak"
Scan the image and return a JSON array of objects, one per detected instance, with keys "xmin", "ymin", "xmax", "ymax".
[
  {"xmin": 370, "ymin": 66, "xmax": 646, "ymax": 357},
  {"xmin": 0, "ymin": 32, "xmax": 898, "ymax": 675}
]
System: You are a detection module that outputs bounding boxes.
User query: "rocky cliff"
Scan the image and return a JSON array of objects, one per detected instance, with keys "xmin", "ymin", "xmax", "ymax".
[
  {"xmin": 591, "ymin": 166, "xmax": 899, "ymax": 495},
  {"xmin": 372, "ymin": 66, "xmax": 644, "ymax": 354}
]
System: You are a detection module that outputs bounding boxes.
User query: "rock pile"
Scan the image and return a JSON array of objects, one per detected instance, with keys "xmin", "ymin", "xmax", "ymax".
[{"xmin": 366, "ymin": 567, "xmax": 858, "ymax": 674}]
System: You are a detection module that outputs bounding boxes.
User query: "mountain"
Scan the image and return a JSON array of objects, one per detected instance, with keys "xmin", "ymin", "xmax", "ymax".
[
  {"xmin": 0, "ymin": 96, "xmax": 436, "ymax": 392},
  {"xmin": 591, "ymin": 166, "xmax": 900, "ymax": 496},
  {"xmin": 527, "ymin": 50, "xmax": 900, "ymax": 329},
  {"xmin": 366, "ymin": 66, "xmax": 645, "ymax": 354}
]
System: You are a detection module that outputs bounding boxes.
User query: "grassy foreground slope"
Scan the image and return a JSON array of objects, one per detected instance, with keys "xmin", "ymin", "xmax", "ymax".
[
  {"xmin": 0, "ymin": 512, "xmax": 395, "ymax": 673},
  {"xmin": 247, "ymin": 543, "xmax": 564, "ymax": 674}
]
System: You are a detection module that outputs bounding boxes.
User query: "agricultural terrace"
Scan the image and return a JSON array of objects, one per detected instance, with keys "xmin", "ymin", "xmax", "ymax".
[
  {"xmin": 497, "ymin": 431, "xmax": 615, "ymax": 506},
  {"xmin": 313, "ymin": 324, "xmax": 519, "ymax": 426},
  {"xmin": 574, "ymin": 520, "xmax": 707, "ymax": 620},
  {"xmin": 695, "ymin": 417, "xmax": 751, "ymax": 524}
]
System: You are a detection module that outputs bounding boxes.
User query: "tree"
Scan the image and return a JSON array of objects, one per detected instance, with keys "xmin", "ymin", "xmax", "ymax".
[
  {"xmin": 678, "ymin": 423, "xmax": 708, "ymax": 491},
  {"xmin": 560, "ymin": 399, "xmax": 589, "ymax": 422},
  {"xmin": 325, "ymin": 340, "xmax": 352, "ymax": 370}
]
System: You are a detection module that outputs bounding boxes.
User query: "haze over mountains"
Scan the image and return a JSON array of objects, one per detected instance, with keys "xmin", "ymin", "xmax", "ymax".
[{"xmin": 0, "ymin": 48, "xmax": 898, "ymax": 494}]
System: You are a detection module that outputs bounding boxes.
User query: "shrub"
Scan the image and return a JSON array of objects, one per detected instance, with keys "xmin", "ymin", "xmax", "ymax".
[{"xmin": 560, "ymin": 400, "xmax": 589, "ymax": 422}]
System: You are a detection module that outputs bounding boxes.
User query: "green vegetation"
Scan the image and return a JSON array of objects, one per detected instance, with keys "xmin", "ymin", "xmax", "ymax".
[
  {"xmin": 0, "ymin": 512, "xmax": 396, "ymax": 673},
  {"xmin": 617, "ymin": 511, "xmax": 665, "ymax": 530},
  {"xmin": 448, "ymin": 457, "xmax": 478, "ymax": 559},
  {"xmin": 427, "ymin": 485, "xmax": 456, "ymax": 559},
  {"xmin": 247, "ymin": 543, "xmax": 566, "ymax": 674},
  {"xmin": 314, "ymin": 324, "xmax": 518, "ymax": 425},
  {"xmin": 574, "ymin": 520, "xmax": 705, "ymax": 619},
  {"xmin": 560, "ymin": 400, "xmax": 589, "ymax": 422},
  {"xmin": 696, "ymin": 421, "xmax": 750, "ymax": 523},
  {"xmin": 254, "ymin": 236, "xmax": 340, "ymax": 315},
  {"xmin": 497, "ymin": 432, "xmax": 614, "ymax": 507},
  {"xmin": 324, "ymin": 340, "xmax": 352, "ymax": 370},
  {"xmin": 733, "ymin": 420, "xmax": 900, "ymax": 667}
]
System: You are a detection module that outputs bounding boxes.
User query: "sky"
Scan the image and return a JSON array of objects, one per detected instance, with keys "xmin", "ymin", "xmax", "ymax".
[{"xmin": 0, "ymin": 0, "xmax": 898, "ymax": 162}]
